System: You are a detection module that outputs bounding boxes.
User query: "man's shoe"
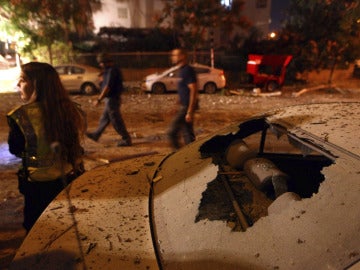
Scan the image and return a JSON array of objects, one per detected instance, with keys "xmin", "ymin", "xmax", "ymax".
[
  {"xmin": 86, "ymin": 132, "xmax": 99, "ymax": 142},
  {"xmin": 117, "ymin": 139, "xmax": 132, "ymax": 147}
]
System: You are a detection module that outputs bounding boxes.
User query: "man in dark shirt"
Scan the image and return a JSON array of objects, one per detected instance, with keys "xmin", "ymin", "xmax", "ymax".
[
  {"xmin": 168, "ymin": 48, "xmax": 198, "ymax": 149},
  {"xmin": 86, "ymin": 53, "xmax": 132, "ymax": 146}
]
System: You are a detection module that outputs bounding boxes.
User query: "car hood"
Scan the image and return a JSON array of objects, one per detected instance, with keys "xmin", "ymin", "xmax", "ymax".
[
  {"xmin": 145, "ymin": 73, "xmax": 161, "ymax": 81},
  {"xmin": 10, "ymin": 154, "xmax": 165, "ymax": 270},
  {"xmin": 145, "ymin": 65, "xmax": 181, "ymax": 81}
]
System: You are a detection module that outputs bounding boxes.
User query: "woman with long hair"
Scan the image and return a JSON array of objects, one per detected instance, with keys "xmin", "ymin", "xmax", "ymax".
[{"xmin": 7, "ymin": 62, "xmax": 86, "ymax": 232}]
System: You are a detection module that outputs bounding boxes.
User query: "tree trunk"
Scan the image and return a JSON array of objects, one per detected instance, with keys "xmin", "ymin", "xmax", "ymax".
[
  {"xmin": 192, "ymin": 48, "xmax": 197, "ymax": 63},
  {"xmin": 328, "ymin": 58, "xmax": 337, "ymax": 84},
  {"xmin": 48, "ymin": 44, "xmax": 53, "ymax": 65}
]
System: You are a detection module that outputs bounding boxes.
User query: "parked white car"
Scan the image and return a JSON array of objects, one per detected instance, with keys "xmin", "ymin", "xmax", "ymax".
[
  {"xmin": 142, "ymin": 63, "xmax": 226, "ymax": 94},
  {"xmin": 55, "ymin": 64, "xmax": 101, "ymax": 95},
  {"xmin": 10, "ymin": 102, "xmax": 360, "ymax": 270}
]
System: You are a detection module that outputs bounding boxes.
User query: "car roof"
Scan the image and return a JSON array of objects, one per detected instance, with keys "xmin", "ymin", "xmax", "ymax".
[
  {"xmin": 162, "ymin": 63, "xmax": 221, "ymax": 73},
  {"xmin": 151, "ymin": 102, "xmax": 360, "ymax": 269},
  {"xmin": 55, "ymin": 64, "xmax": 101, "ymax": 72},
  {"xmin": 266, "ymin": 102, "xmax": 360, "ymax": 157},
  {"xmin": 191, "ymin": 62, "xmax": 218, "ymax": 70}
]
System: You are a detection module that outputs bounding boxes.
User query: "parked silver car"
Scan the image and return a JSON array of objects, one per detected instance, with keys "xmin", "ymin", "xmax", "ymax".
[
  {"xmin": 10, "ymin": 102, "xmax": 360, "ymax": 270},
  {"xmin": 142, "ymin": 63, "xmax": 226, "ymax": 94},
  {"xmin": 55, "ymin": 64, "xmax": 101, "ymax": 95}
]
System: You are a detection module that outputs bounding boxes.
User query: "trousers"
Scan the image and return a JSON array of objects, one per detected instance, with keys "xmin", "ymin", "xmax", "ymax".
[
  {"xmin": 168, "ymin": 106, "xmax": 195, "ymax": 149},
  {"xmin": 18, "ymin": 167, "xmax": 84, "ymax": 232},
  {"xmin": 92, "ymin": 97, "xmax": 130, "ymax": 141}
]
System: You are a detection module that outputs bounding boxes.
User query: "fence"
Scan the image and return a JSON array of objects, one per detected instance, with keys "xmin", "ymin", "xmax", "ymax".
[{"xmin": 75, "ymin": 51, "xmax": 247, "ymax": 85}]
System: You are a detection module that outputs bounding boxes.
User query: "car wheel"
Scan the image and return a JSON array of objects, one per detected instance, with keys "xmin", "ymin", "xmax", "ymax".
[
  {"xmin": 151, "ymin": 82, "xmax": 166, "ymax": 94},
  {"xmin": 81, "ymin": 83, "xmax": 97, "ymax": 95},
  {"xmin": 265, "ymin": 81, "xmax": 279, "ymax": 92},
  {"xmin": 204, "ymin": 82, "xmax": 217, "ymax": 94}
]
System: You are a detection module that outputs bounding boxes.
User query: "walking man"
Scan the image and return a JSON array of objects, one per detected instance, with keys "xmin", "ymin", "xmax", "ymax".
[
  {"xmin": 87, "ymin": 53, "xmax": 132, "ymax": 147},
  {"xmin": 168, "ymin": 48, "xmax": 198, "ymax": 149}
]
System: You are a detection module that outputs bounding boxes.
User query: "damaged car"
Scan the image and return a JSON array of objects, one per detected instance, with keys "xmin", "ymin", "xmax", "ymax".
[{"xmin": 10, "ymin": 102, "xmax": 360, "ymax": 270}]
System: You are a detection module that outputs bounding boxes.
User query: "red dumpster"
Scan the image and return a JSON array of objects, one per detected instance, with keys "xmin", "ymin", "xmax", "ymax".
[{"xmin": 247, "ymin": 54, "xmax": 292, "ymax": 92}]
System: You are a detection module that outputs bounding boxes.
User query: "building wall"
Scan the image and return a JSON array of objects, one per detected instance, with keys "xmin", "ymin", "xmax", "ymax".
[
  {"xmin": 93, "ymin": 0, "xmax": 271, "ymax": 38},
  {"xmin": 92, "ymin": 0, "xmax": 166, "ymax": 32},
  {"xmin": 213, "ymin": 0, "xmax": 271, "ymax": 48},
  {"xmin": 243, "ymin": 0, "xmax": 271, "ymax": 37},
  {"xmin": 92, "ymin": 0, "xmax": 130, "ymax": 30}
]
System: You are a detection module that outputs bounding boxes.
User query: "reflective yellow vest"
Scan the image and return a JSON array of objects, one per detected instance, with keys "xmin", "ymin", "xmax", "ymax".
[{"xmin": 7, "ymin": 102, "xmax": 75, "ymax": 181}]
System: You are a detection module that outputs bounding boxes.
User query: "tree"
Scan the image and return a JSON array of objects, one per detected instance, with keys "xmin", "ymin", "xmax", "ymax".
[
  {"xmin": 281, "ymin": 0, "xmax": 360, "ymax": 83},
  {"xmin": 0, "ymin": 0, "xmax": 101, "ymax": 64},
  {"xmin": 156, "ymin": 0, "xmax": 249, "ymax": 60}
]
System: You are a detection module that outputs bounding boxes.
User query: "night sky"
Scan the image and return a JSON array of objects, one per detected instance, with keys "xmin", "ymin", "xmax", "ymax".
[{"xmin": 270, "ymin": 0, "xmax": 291, "ymax": 31}]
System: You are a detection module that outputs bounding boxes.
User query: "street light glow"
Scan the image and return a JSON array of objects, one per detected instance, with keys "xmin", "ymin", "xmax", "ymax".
[
  {"xmin": 0, "ymin": 67, "xmax": 19, "ymax": 93},
  {"xmin": 269, "ymin": 32, "xmax": 276, "ymax": 39}
]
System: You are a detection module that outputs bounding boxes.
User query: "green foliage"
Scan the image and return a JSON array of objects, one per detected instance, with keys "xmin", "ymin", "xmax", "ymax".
[
  {"xmin": 280, "ymin": 0, "xmax": 360, "ymax": 76},
  {"xmin": 97, "ymin": 27, "xmax": 180, "ymax": 52},
  {"xmin": 22, "ymin": 41, "xmax": 74, "ymax": 65},
  {"xmin": 156, "ymin": 0, "xmax": 248, "ymax": 52},
  {"xmin": 0, "ymin": 0, "xmax": 99, "ymax": 63}
]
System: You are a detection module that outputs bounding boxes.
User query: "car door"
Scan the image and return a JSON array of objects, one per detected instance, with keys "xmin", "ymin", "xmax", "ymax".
[
  {"xmin": 56, "ymin": 66, "xmax": 70, "ymax": 90},
  {"xmin": 64, "ymin": 66, "xmax": 85, "ymax": 91},
  {"xmin": 56, "ymin": 65, "xmax": 83, "ymax": 91},
  {"xmin": 164, "ymin": 68, "xmax": 181, "ymax": 91},
  {"xmin": 193, "ymin": 67, "xmax": 210, "ymax": 90}
]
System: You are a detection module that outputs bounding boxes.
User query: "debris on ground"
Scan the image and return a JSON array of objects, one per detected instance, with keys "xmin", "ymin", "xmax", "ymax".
[
  {"xmin": 227, "ymin": 89, "xmax": 282, "ymax": 97},
  {"xmin": 292, "ymin": 84, "xmax": 349, "ymax": 97}
]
